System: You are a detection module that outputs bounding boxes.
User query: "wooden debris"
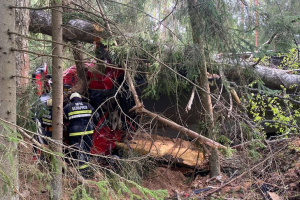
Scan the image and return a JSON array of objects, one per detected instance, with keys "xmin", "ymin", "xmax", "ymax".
[
  {"xmin": 125, "ymin": 66, "xmax": 227, "ymax": 150},
  {"xmin": 230, "ymin": 88, "xmax": 241, "ymax": 104},
  {"xmin": 185, "ymin": 85, "xmax": 196, "ymax": 113},
  {"xmin": 267, "ymin": 192, "xmax": 283, "ymax": 200},
  {"xmin": 116, "ymin": 134, "xmax": 206, "ymax": 167}
]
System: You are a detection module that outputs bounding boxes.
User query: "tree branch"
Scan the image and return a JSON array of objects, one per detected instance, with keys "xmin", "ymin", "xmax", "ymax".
[{"xmin": 125, "ymin": 64, "xmax": 226, "ymax": 149}]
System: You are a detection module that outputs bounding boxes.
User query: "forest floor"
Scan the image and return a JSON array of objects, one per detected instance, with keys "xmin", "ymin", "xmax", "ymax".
[{"xmin": 18, "ymin": 136, "xmax": 300, "ymax": 199}]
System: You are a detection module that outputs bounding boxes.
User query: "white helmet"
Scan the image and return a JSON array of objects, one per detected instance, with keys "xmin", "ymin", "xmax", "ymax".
[
  {"xmin": 70, "ymin": 92, "xmax": 81, "ymax": 101},
  {"xmin": 46, "ymin": 99, "xmax": 52, "ymax": 107}
]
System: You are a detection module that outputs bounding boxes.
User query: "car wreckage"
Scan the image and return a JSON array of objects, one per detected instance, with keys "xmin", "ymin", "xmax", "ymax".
[{"xmin": 32, "ymin": 61, "xmax": 138, "ymax": 156}]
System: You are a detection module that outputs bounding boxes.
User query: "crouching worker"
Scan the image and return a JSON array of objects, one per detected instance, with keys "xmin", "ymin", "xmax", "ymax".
[
  {"xmin": 42, "ymin": 99, "xmax": 53, "ymax": 142},
  {"xmin": 33, "ymin": 98, "xmax": 53, "ymax": 161},
  {"xmin": 63, "ymin": 92, "xmax": 99, "ymax": 178}
]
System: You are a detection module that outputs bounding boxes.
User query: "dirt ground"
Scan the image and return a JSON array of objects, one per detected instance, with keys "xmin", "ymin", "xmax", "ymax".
[
  {"xmin": 18, "ymin": 137, "xmax": 300, "ymax": 199},
  {"xmin": 141, "ymin": 137, "xmax": 300, "ymax": 199}
]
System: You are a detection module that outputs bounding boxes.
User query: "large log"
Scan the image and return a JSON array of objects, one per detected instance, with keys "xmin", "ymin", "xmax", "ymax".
[
  {"xmin": 29, "ymin": 10, "xmax": 108, "ymax": 43},
  {"xmin": 116, "ymin": 134, "xmax": 207, "ymax": 167},
  {"xmin": 223, "ymin": 63, "xmax": 300, "ymax": 91},
  {"xmin": 255, "ymin": 65, "xmax": 300, "ymax": 90}
]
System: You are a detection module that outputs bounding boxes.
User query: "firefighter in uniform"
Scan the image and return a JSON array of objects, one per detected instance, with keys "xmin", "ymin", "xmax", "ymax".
[
  {"xmin": 63, "ymin": 92, "xmax": 99, "ymax": 177},
  {"xmin": 41, "ymin": 99, "xmax": 53, "ymax": 142},
  {"xmin": 33, "ymin": 98, "xmax": 52, "ymax": 161}
]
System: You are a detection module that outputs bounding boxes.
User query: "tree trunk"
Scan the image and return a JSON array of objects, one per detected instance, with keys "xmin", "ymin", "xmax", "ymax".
[
  {"xmin": 187, "ymin": 0, "xmax": 220, "ymax": 177},
  {"xmin": 71, "ymin": 42, "xmax": 88, "ymax": 94},
  {"xmin": 15, "ymin": 0, "xmax": 30, "ymax": 90},
  {"xmin": 221, "ymin": 63, "xmax": 300, "ymax": 91},
  {"xmin": 15, "ymin": 0, "xmax": 30, "ymax": 126},
  {"xmin": 0, "ymin": 0, "xmax": 19, "ymax": 199},
  {"xmin": 29, "ymin": 10, "xmax": 107, "ymax": 43},
  {"xmin": 51, "ymin": 1, "xmax": 63, "ymax": 199}
]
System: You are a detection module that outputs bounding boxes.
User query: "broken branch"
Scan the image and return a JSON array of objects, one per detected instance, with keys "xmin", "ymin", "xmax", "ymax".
[
  {"xmin": 125, "ymin": 65, "xmax": 227, "ymax": 149},
  {"xmin": 185, "ymin": 85, "xmax": 196, "ymax": 113}
]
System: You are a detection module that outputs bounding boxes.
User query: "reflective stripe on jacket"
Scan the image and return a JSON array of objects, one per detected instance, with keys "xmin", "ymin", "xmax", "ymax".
[
  {"xmin": 41, "ymin": 108, "xmax": 52, "ymax": 132},
  {"xmin": 63, "ymin": 100, "xmax": 96, "ymax": 136},
  {"xmin": 42, "ymin": 118, "xmax": 52, "ymax": 126}
]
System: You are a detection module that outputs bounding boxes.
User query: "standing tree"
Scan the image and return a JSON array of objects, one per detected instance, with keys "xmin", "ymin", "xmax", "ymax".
[
  {"xmin": 0, "ymin": 0, "xmax": 18, "ymax": 199},
  {"xmin": 15, "ymin": 0, "xmax": 30, "ymax": 127},
  {"xmin": 187, "ymin": 0, "xmax": 220, "ymax": 177},
  {"xmin": 51, "ymin": 0, "xmax": 63, "ymax": 199},
  {"xmin": 15, "ymin": 0, "xmax": 30, "ymax": 91}
]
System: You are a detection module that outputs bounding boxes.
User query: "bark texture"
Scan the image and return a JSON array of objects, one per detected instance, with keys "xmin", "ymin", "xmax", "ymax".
[
  {"xmin": 255, "ymin": 65, "xmax": 300, "ymax": 90},
  {"xmin": 15, "ymin": 0, "xmax": 30, "ymax": 126},
  {"xmin": 187, "ymin": 0, "xmax": 220, "ymax": 177},
  {"xmin": 51, "ymin": 1, "xmax": 63, "ymax": 199},
  {"xmin": 71, "ymin": 42, "xmax": 88, "ymax": 94},
  {"xmin": 15, "ymin": 0, "xmax": 30, "ymax": 90},
  {"xmin": 223, "ymin": 64, "xmax": 300, "ymax": 91},
  {"xmin": 0, "ymin": 1, "xmax": 18, "ymax": 199},
  {"xmin": 29, "ymin": 10, "xmax": 107, "ymax": 43}
]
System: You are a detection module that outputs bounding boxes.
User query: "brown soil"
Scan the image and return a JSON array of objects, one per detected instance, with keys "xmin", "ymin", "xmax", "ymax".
[{"xmin": 17, "ymin": 137, "xmax": 300, "ymax": 199}]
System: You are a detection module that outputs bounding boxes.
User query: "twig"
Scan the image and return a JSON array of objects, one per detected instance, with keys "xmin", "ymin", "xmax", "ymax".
[
  {"xmin": 174, "ymin": 189, "xmax": 181, "ymax": 200},
  {"xmin": 228, "ymin": 91, "xmax": 232, "ymax": 118},
  {"xmin": 95, "ymin": 0, "xmax": 118, "ymax": 46},
  {"xmin": 231, "ymin": 136, "xmax": 295, "ymax": 150},
  {"xmin": 124, "ymin": 63, "xmax": 227, "ymax": 149},
  {"xmin": 212, "ymin": 83, "xmax": 223, "ymax": 109},
  {"xmin": 230, "ymin": 88, "xmax": 241, "ymax": 105},
  {"xmin": 185, "ymin": 85, "xmax": 196, "ymax": 113},
  {"xmin": 252, "ymin": 33, "xmax": 277, "ymax": 67},
  {"xmin": 155, "ymin": 0, "xmax": 178, "ymax": 31},
  {"xmin": 258, "ymin": 120, "xmax": 299, "ymax": 130},
  {"xmin": 204, "ymin": 147, "xmax": 285, "ymax": 196}
]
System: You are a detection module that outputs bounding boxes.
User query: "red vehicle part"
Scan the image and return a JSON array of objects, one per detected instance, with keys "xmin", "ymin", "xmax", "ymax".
[
  {"xmin": 35, "ymin": 62, "xmax": 126, "ymax": 155},
  {"xmin": 62, "ymin": 63, "xmax": 125, "ymax": 155},
  {"xmin": 63, "ymin": 62, "xmax": 124, "ymax": 90},
  {"xmin": 87, "ymin": 67, "xmax": 124, "ymax": 89},
  {"xmin": 33, "ymin": 64, "xmax": 49, "ymax": 96},
  {"xmin": 90, "ymin": 113, "xmax": 123, "ymax": 155},
  {"xmin": 35, "ymin": 73, "xmax": 43, "ymax": 96},
  {"xmin": 63, "ymin": 65, "xmax": 78, "ymax": 87}
]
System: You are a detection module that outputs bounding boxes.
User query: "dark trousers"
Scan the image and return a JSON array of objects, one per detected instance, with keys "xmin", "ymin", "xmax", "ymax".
[{"xmin": 69, "ymin": 134, "xmax": 93, "ymax": 167}]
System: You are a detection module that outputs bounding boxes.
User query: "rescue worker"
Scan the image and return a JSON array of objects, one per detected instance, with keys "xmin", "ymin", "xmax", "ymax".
[
  {"xmin": 63, "ymin": 92, "xmax": 99, "ymax": 178},
  {"xmin": 33, "ymin": 98, "xmax": 52, "ymax": 161},
  {"xmin": 41, "ymin": 99, "xmax": 53, "ymax": 142}
]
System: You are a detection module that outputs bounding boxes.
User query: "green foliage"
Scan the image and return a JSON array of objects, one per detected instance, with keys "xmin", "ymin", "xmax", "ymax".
[
  {"xmin": 71, "ymin": 179, "xmax": 167, "ymax": 200},
  {"xmin": 126, "ymin": 180, "xmax": 168, "ymax": 200},
  {"xmin": 279, "ymin": 48, "xmax": 299, "ymax": 71},
  {"xmin": 218, "ymin": 135, "xmax": 232, "ymax": 146},
  {"xmin": 247, "ymin": 148, "xmax": 262, "ymax": 161},
  {"xmin": 0, "ymin": 168, "xmax": 12, "ymax": 195},
  {"xmin": 0, "ymin": 123, "xmax": 23, "ymax": 196},
  {"xmin": 72, "ymin": 185, "xmax": 95, "ymax": 200},
  {"xmin": 219, "ymin": 147, "xmax": 236, "ymax": 159},
  {"xmin": 246, "ymin": 81, "xmax": 300, "ymax": 135},
  {"xmin": 258, "ymin": 1, "xmax": 300, "ymax": 51},
  {"xmin": 254, "ymin": 48, "xmax": 299, "ymax": 71}
]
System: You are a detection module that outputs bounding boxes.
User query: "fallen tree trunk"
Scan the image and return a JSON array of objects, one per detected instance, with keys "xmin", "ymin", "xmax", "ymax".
[
  {"xmin": 29, "ymin": 10, "xmax": 108, "ymax": 43},
  {"xmin": 254, "ymin": 65, "xmax": 300, "ymax": 90},
  {"xmin": 116, "ymin": 134, "xmax": 207, "ymax": 167},
  {"xmin": 223, "ymin": 64, "xmax": 300, "ymax": 91}
]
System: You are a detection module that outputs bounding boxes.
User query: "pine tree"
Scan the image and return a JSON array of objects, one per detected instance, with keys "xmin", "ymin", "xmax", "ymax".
[
  {"xmin": 50, "ymin": 0, "xmax": 63, "ymax": 199},
  {"xmin": 0, "ymin": 0, "xmax": 19, "ymax": 199}
]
